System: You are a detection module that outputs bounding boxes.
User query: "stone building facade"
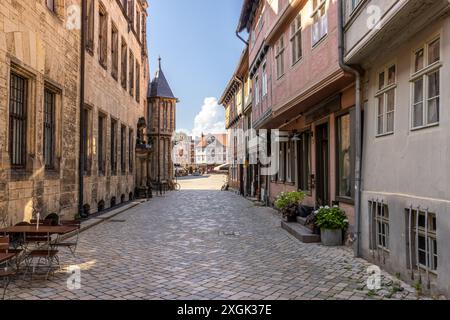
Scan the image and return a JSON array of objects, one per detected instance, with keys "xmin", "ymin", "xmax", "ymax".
[
  {"xmin": 0, "ymin": 0, "xmax": 81, "ymax": 225},
  {"xmin": 148, "ymin": 59, "xmax": 177, "ymax": 184},
  {"xmin": 82, "ymin": 0, "xmax": 149, "ymax": 213},
  {"xmin": 0, "ymin": 0, "xmax": 150, "ymax": 225},
  {"xmin": 344, "ymin": 0, "xmax": 450, "ymax": 297}
]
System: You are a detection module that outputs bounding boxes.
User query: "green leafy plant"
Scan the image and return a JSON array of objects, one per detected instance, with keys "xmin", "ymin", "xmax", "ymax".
[
  {"xmin": 274, "ymin": 191, "xmax": 306, "ymax": 218},
  {"xmin": 274, "ymin": 191, "xmax": 305, "ymax": 210},
  {"xmin": 315, "ymin": 206, "xmax": 349, "ymax": 230}
]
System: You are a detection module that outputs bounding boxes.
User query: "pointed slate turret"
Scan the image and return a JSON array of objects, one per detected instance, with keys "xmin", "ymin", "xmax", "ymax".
[{"xmin": 148, "ymin": 57, "xmax": 177, "ymax": 100}]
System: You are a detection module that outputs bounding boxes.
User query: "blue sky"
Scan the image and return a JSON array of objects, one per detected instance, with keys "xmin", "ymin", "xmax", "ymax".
[{"xmin": 147, "ymin": 0, "xmax": 246, "ymax": 136}]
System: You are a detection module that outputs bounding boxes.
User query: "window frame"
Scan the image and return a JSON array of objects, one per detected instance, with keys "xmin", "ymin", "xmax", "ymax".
[
  {"xmin": 311, "ymin": 0, "xmax": 328, "ymax": 47},
  {"xmin": 290, "ymin": 13, "xmax": 303, "ymax": 65},
  {"xmin": 98, "ymin": 113, "xmax": 106, "ymax": 176},
  {"xmin": 336, "ymin": 111, "xmax": 355, "ymax": 201},
  {"xmin": 43, "ymin": 88, "xmax": 56, "ymax": 170},
  {"xmin": 111, "ymin": 23, "xmax": 119, "ymax": 80},
  {"xmin": 410, "ymin": 36, "xmax": 442, "ymax": 131},
  {"xmin": 98, "ymin": 3, "xmax": 108, "ymax": 69},
  {"xmin": 275, "ymin": 36, "xmax": 285, "ymax": 79},
  {"xmin": 9, "ymin": 72, "xmax": 28, "ymax": 169},
  {"xmin": 375, "ymin": 64, "xmax": 397, "ymax": 137}
]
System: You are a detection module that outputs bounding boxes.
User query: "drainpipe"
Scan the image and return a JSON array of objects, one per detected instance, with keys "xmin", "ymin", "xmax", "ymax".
[
  {"xmin": 236, "ymin": 31, "xmax": 249, "ymax": 46},
  {"xmin": 337, "ymin": 0, "xmax": 363, "ymax": 257},
  {"xmin": 78, "ymin": 0, "xmax": 87, "ymax": 218}
]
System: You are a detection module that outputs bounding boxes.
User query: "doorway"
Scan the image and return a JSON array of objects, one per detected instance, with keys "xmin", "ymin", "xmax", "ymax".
[{"xmin": 316, "ymin": 123, "xmax": 329, "ymax": 206}]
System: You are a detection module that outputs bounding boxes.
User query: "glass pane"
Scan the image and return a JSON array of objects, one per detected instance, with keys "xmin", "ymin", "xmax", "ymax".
[
  {"xmin": 418, "ymin": 250, "xmax": 426, "ymax": 266},
  {"xmin": 386, "ymin": 90, "xmax": 395, "ymax": 112},
  {"xmin": 415, "ymin": 49, "xmax": 424, "ymax": 72},
  {"xmin": 377, "ymin": 96, "xmax": 384, "ymax": 115},
  {"xmin": 413, "ymin": 103, "xmax": 423, "ymax": 127},
  {"xmin": 388, "ymin": 65, "xmax": 396, "ymax": 85},
  {"xmin": 428, "ymin": 38, "xmax": 440, "ymax": 65},
  {"xmin": 428, "ymin": 71, "xmax": 440, "ymax": 98},
  {"xmin": 377, "ymin": 116, "xmax": 384, "ymax": 135},
  {"xmin": 338, "ymin": 114, "xmax": 351, "ymax": 197},
  {"xmin": 378, "ymin": 72, "xmax": 385, "ymax": 90},
  {"xmin": 418, "ymin": 213, "xmax": 426, "ymax": 228},
  {"xmin": 414, "ymin": 79, "xmax": 423, "ymax": 103},
  {"xmin": 427, "ymin": 98, "xmax": 439, "ymax": 124},
  {"xmin": 386, "ymin": 112, "xmax": 394, "ymax": 133}
]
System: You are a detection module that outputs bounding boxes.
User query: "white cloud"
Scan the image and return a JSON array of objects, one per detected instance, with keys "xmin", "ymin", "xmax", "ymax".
[{"xmin": 191, "ymin": 97, "xmax": 225, "ymax": 138}]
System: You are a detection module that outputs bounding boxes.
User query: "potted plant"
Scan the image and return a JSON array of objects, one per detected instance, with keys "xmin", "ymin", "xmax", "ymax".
[
  {"xmin": 274, "ymin": 191, "xmax": 306, "ymax": 222},
  {"xmin": 315, "ymin": 206, "xmax": 349, "ymax": 246}
]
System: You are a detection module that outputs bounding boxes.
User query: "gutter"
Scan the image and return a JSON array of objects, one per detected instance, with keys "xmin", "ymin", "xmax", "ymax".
[
  {"xmin": 78, "ymin": 0, "xmax": 87, "ymax": 218},
  {"xmin": 337, "ymin": 0, "xmax": 363, "ymax": 258}
]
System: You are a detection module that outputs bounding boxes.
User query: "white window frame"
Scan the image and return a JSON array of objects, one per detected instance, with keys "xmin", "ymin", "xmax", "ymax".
[
  {"xmin": 290, "ymin": 13, "xmax": 302, "ymax": 65},
  {"xmin": 275, "ymin": 36, "xmax": 285, "ymax": 79},
  {"xmin": 311, "ymin": 0, "xmax": 327, "ymax": 47},
  {"xmin": 375, "ymin": 64, "xmax": 397, "ymax": 137},
  {"xmin": 262, "ymin": 63, "xmax": 268, "ymax": 97},
  {"xmin": 410, "ymin": 36, "xmax": 442, "ymax": 131},
  {"xmin": 254, "ymin": 76, "xmax": 260, "ymax": 105}
]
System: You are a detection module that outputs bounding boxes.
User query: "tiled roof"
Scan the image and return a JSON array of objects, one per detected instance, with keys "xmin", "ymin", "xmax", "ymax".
[{"xmin": 148, "ymin": 58, "xmax": 176, "ymax": 99}]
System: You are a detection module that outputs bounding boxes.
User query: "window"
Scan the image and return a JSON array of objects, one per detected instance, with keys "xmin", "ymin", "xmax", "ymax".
[
  {"xmin": 9, "ymin": 73, "xmax": 27, "ymax": 168},
  {"xmin": 121, "ymin": 38, "xmax": 127, "ymax": 90},
  {"xmin": 411, "ymin": 38, "xmax": 441, "ymax": 129},
  {"xmin": 290, "ymin": 14, "xmax": 302, "ymax": 64},
  {"xmin": 98, "ymin": 5, "xmax": 108, "ymax": 69},
  {"xmin": 129, "ymin": 128, "xmax": 134, "ymax": 172},
  {"xmin": 369, "ymin": 201, "xmax": 390, "ymax": 252},
  {"xmin": 262, "ymin": 63, "xmax": 268, "ymax": 97},
  {"xmin": 297, "ymin": 131, "xmax": 311, "ymax": 191},
  {"xmin": 135, "ymin": 62, "xmax": 140, "ymax": 102},
  {"xmin": 163, "ymin": 102, "xmax": 168, "ymax": 131},
  {"xmin": 278, "ymin": 142, "xmax": 286, "ymax": 182},
  {"xmin": 129, "ymin": 52, "xmax": 135, "ymax": 96},
  {"xmin": 98, "ymin": 114, "xmax": 106, "ymax": 175},
  {"xmin": 136, "ymin": 8, "xmax": 141, "ymax": 40},
  {"xmin": 254, "ymin": 76, "xmax": 260, "ymax": 105},
  {"xmin": 82, "ymin": 107, "xmax": 91, "ymax": 175},
  {"xmin": 46, "ymin": 0, "xmax": 55, "ymax": 12},
  {"xmin": 407, "ymin": 209, "xmax": 437, "ymax": 272},
  {"xmin": 350, "ymin": 0, "xmax": 361, "ymax": 12},
  {"xmin": 121, "ymin": 125, "xmax": 126, "ymax": 174},
  {"xmin": 111, "ymin": 24, "xmax": 119, "ymax": 80},
  {"xmin": 128, "ymin": 0, "xmax": 135, "ymax": 27},
  {"xmin": 275, "ymin": 37, "xmax": 285, "ymax": 78},
  {"xmin": 86, "ymin": 0, "xmax": 95, "ymax": 52},
  {"xmin": 312, "ymin": 0, "xmax": 327, "ymax": 46},
  {"xmin": 337, "ymin": 113, "xmax": 353, "ymax": 199},
  {"xmin": 286, "ymin": 141, "xmax": 295, "ymax": 183},
  {"xmin": 376, "ymin": 65, "xmax": 396, "ymax": 135},
  {"xmin": 43, "ymin": 89, "xmax": 56, "ymax": 169},
  {"xmin": 111, "ymin": 119, "xmax": 117, "ymax": 175}
]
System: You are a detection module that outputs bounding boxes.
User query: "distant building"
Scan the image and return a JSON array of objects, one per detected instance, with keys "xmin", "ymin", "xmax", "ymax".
[
  {"xmin": 195, "ymin": 134, "xmax": 228, "ymax": 172},
  {"xmin": 172, "ymin": 132, "xmax": 191, "ymax": 167}
]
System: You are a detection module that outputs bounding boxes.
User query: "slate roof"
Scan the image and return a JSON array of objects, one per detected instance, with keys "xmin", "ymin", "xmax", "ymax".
[{"xmin": 148, "ymin": 58, "xmax": 177, "ymax": 99}]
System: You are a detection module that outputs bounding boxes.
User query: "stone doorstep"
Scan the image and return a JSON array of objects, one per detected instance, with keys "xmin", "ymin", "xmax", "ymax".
[
  {"xmin": 57, "ymin": 199, "xmax": 148, "ymax": 242},
  {"xmin": 281, "ymin": 221, "xmax": 321, "ymax": 244}
]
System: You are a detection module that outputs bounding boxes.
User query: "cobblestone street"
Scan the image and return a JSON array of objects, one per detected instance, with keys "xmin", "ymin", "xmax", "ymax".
[{"xmin": 6, "ymin": 175, "xmax": 421, "ymax": 300}]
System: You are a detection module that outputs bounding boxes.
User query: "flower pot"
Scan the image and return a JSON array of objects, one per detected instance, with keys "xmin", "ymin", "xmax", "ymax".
[{"xmin": 320, "ymin": 229, "xmax": 343, "ymax": 246}]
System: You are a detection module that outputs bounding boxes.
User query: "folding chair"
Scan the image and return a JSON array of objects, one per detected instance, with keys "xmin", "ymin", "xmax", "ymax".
[{"xmin": 54, "ymin": 220, "xmax": 81, "ymax": 256}]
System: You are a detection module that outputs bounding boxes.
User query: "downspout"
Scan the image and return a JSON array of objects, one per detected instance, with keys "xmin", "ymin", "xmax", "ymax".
[
  {"xmin": 78, "ymin": 0, "xmax": 87, "ymax": 217},
  {"xmin": 236, "ymin": 31, "xmax": 249, "ymax": 46},
  {"xmin": 337, "ymin": 0, "xmax": 363, "ymax": 257}
]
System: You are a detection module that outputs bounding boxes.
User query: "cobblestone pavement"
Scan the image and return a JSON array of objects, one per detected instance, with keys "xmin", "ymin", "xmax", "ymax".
[{"xmin": 6, "ymin": 175, "xmax": 422, "ymax": 300}]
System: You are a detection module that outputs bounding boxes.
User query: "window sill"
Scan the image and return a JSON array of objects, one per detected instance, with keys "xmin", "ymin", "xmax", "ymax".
[
  {"xmin": 291, "ymin": 57, "xmax": 303, "ymax": 69},
  {"xmin": 312, "ymin": 34, "xmax": 328, "ymax": 50},
  {"xmin": 411, "ymin": 122, "xmax": 439, "ymax": 132},
  {"xmin": 336, "ymin": 196, "xmax": 355, "ymax": 206},
  {"xmin": 375, "ymin": 132, "xmax": 394, "ymax": 138}
]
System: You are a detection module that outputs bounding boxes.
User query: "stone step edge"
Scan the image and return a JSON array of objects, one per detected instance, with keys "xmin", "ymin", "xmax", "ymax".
[{"xmin": 281, "ymin": 221, "xmax": 321, "ymax": 244}]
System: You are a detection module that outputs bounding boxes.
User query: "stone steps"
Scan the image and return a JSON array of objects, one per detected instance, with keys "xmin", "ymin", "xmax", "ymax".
[{"xmin": 281, "ymin": 221, "xmax": 321, "ymax": 243}]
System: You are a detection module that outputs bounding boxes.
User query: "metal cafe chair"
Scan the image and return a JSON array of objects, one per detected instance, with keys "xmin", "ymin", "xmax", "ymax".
[
  {"xmin": 22, "ymin": 233, "xmax": 60, "ymax": 281},
  {"xmin": 0, "ymin": 236, "xmax": 18, "ymax": 300},
  {"xmin": 53, "ymin": 220, "xmax": 81, "ymax": 256}
]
